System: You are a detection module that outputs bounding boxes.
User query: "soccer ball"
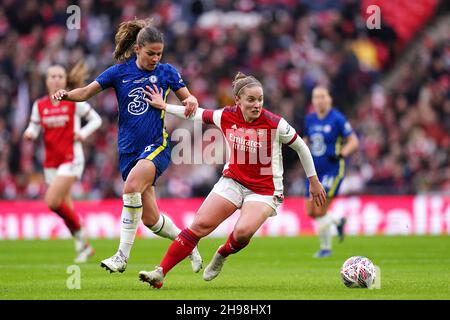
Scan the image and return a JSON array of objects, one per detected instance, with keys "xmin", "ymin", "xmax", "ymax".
[{"xmin": 340, "ymin": 256, "xmax": 376, "ymax": 288}]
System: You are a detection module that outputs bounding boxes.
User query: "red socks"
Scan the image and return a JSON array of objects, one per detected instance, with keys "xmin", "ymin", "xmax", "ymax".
[
  {"xmin": 160, "ymin": 228, "xmax": 200, "ymax": 275},
  {"xmin": 54, "ymin": 203, "xmax": 81, "ymax": 234},
  {"xmin": 218, "ymin": 232, "xmax": 249, "ymax": 258},
  {"xmin": 158, "ymin": 230, "xmax": 249, "ymax": 276}
]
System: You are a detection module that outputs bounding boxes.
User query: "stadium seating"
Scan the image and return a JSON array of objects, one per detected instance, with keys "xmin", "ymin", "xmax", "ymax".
[{"xmin": 0, "ymin": 0, "xmax": 448, "ymax": 199}]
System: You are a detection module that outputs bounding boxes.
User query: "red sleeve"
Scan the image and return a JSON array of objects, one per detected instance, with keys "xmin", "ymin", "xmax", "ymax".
[{"xmin": 202, "ymin": 110, "xmax": 215, "ymax": 124}]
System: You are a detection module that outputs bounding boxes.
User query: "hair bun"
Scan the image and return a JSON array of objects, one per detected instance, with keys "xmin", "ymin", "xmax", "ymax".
[
  {"xmin": 232, "ymin": 72, "xmax": 262, "ymax": 97},
  {"xmin": 234, "ymin": 72, "xmax": 247, "ymax": 82}
]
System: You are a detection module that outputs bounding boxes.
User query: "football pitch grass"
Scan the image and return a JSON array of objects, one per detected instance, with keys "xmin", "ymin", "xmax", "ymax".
[{"xmin": 0, "ymin": 236, "xmax": 449, "ymax": 300}]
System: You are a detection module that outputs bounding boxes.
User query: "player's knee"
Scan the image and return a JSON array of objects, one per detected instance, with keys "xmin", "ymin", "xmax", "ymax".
[
  {"xmin": 233, "ymin": 226, "xmax": 254, "ymax": 243},
  {"xmin": 47, "ymin": 202, "xmax": 60, "ymax": 212},
  {"xmin": 314, "ymin": 212, "xmax": 326, "ymax": 219},
  {"xmin": 314, "ymin": 207, "xmax": 327, "ymax": 218},
  {"xmin": 123, "ymin": 177, "xmax": 145, "ymax": 194},
  {"xmin": 190, "ymin": 221, "xmax": 213, "ymax": 238},
  {"xmin": 307, "ymin": 206, "xmax": 321, "ymax": 219},
  {"xmin": 308, "ymin": 205, "xmax": 325, "ymax": 219},
  {"xmin": 45, "ymin": 193, "xmax": 62, "ymax": 211},
  {"xmin": 306, "ymin": 201, "xmax": 317, "ymax": 218}
]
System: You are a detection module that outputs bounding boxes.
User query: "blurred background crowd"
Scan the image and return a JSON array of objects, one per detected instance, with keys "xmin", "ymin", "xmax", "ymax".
[{"xmin": 0, "ymin": 0, "xmax": 449, "ymax": 200}]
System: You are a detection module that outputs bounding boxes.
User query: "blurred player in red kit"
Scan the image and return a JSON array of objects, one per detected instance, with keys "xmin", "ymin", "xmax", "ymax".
[
  {"xmin": 138, "ymin": 72, "xmax": 327, "ymax": 288},
  {"xmin": 24, "ymin": 62, "xmax": 102, "ymax": 263}
]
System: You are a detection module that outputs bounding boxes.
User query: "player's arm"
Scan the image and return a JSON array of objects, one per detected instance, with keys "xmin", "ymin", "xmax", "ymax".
[
  {"xmin": 278, "ymin": 118, "xmax": 326, "ymax": 206},
  {"xmin": 339, "ymin": 133, "xmax": 359, "ymax": 158},
  {"xmin": 173, "ymin": 86, "xmax": 198, "ymax": 118},
  {"xmin": 331, "ymin": 116, "xmax": 359, "ymax": 160},
  {"xmin": 53, "ymin": 81, "xmax": 103, "ymax": 102},
  {"xmin": 75, "ymin": 102, "xmax": 103, "ymax": 141},
  {"xmin": 144, "ymin": 84, "xmax": 204, "ymax": 121},
  {"xmin": 23, "ymin": 101, "xmax": 41, "ymax": 140},
  {"xmin": 290, "ymin": 136, "xmax": 326, "ymax": 207}
]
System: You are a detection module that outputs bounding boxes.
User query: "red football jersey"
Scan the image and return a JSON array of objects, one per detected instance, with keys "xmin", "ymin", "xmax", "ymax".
[
  {"xmin": 202, "ymin": 106, "xmax": 298, "ymax": 196},
  {"xmin": 30, "ymin": 96, "xmax": 92, "ymax": 168}
]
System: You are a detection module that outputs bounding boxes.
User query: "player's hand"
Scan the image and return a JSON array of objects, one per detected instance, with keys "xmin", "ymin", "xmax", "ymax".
[
  {"xmin": 308, "ymin": 176, "xmax": 327, "ymax": 207},
  {"xmin": 74, "ymin": 132, "xmax": 84, "ymax": 142},
  {"xmin": 328, "ymin": 152, "xmax": 344, "ymax": 162},
  {"xmin": 182, "ymin": 95, "xmax": 198, "ymax": 118},
  {"xmin": 23, "ymin": 130, "xmax": 35, "ymax": 141},
  {"xmin": 53, "ymin": 89, "xmax": 68, "ymax": 101},
  {"xmin": 143, "ymin": 85, "xmax": 166, "ymax": 110}
]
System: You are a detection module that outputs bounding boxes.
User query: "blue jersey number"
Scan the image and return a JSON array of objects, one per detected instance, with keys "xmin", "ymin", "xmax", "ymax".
[{"xmin": 310, "ymin": 133, "xmax": 326, "ymax": 157}]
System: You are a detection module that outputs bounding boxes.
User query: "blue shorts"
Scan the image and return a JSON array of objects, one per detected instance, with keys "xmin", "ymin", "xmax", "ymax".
[
  {"xmin": 305, "ymin": 164, "xmax": 345, "ymax": 198},
  {"xmin": 119, "ymin": 143, "xmax": 171, "ymax": 184}
]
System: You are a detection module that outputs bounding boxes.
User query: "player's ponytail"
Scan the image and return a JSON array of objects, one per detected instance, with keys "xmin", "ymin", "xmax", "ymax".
[
  {"xmin": 232, "ymin": 72, "xmax": 262, "ymax": 97},
  {"xmin": 67, "ymin": 60, "xmax": 89, "ymax": 89},
  {"xmin": 113, "ymin": 18, "xmax": 164, "ymax": 63}
]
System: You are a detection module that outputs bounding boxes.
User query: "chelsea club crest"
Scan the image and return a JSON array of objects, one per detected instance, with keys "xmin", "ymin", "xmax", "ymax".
[{"xmin": 149, "ymin": 75, "xmax": 158, "ymax": 83}]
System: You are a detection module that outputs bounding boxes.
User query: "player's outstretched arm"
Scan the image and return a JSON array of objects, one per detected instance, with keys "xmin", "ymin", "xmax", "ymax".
[
  {"xmin": 75, "ymin": 103, "xmax": 103, "ymax": 142},
  {"xmin": 174, "ymin": 87, "xmax": 199, "ymax": 118},
  {"xmin": 143, "ymin": 84, "xmax": 205, "ymax": 121},
  {"xmin": 23, "ymin": 101, "xmax": 41, "ymax": 140},
  {"xmin": 53, "ymin": 81, "xmax": 103, "ymax": 102},
  {"xmin": 278, "ymin": 118, "xmax": 327, "ymax": 206},
  {"xmin": 289, "ymin": 136, "xmax": 327, "ymax": 206}
]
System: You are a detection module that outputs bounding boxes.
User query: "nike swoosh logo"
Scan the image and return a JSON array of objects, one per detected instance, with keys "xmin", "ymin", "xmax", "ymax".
[{"xmin": 122, "ymin": 79, "xmax": 132, "ymax": 83}]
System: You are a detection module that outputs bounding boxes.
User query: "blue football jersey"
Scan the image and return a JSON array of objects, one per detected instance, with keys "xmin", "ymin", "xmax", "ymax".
[
  {"xmin": 304, "ymin": 108, "xmax": 353, "ymax": 174},
  {"xmin": 95, "ymin": 58, "xmax": 186, "ymax": 155}
]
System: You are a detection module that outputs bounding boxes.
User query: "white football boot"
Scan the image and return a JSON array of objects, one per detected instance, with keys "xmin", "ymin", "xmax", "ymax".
[
  {"xmin": 188, "ymin": 246, "xmax": 203, "ymax": 273},
  {"xmin": 74, "ymin": 244, "xmax": 95, "ymax": 263},
  {"xmin": 203, "ymin": 248, "xmax": 226, "ymax": 281},
  {"xmin": 100, "ymin": 250, "xmax": 128, "ymax": 273},
  {"xmin": 139, "ymin": 266, "xmax": 164, "ymax": 289}
]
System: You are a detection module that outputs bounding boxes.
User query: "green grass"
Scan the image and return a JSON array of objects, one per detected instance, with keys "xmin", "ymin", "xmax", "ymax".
[{"xmin": 0, "ymin": 236, "xmax": 449, "ymax": 300}]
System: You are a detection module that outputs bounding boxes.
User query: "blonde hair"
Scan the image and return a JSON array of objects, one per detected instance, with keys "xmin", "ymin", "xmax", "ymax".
[
  {"xmin": 67, "ymin": 61, "xmax": 89, "ymax": 89},
  {"xmin": 113, "ymin": 18, "xmax": 164, "ymax": 62},
  {"xmin": 232, "ymin": 72, "xmax": 262, "ymax": 97},
  {"xmin": 47, "ymin": 61, "xmax": 89, "ymax": 90}
]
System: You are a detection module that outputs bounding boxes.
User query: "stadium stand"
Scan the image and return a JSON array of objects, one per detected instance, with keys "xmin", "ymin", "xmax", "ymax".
[{"xmin": 0, "ymin": 0, "xmax": 448, "ymax": 199}]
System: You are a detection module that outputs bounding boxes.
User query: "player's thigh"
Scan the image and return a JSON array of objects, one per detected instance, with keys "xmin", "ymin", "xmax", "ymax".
[
  {"xmin": 45, "ymin": 175, "xmax": 77, "ymax": 208},
  {"xmin": 141, "ymin": 186, "xmax": 160, "ymax": 226},
  {"xmin": 233, "ymin": 201, "xmax": 273, "ymax": 240},
  {"xmin": 123, "ymin": 159, "xmax": 156, "ymax": 194},
  {"xmin": 190, "ymin": 192, "xmax": 238, "ymax": 237}
]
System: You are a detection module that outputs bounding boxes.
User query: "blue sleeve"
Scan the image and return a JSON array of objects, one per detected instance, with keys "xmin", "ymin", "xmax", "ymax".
[
  {"xmin": 166, "ymin": 64, "xmax": 186, "ymax": 92},
  {"xmin": 336, "ymin": 112, "xmax": 353, "ymax": 138},
  {"xmin": 95, "ymin": 65, "xmax": 118, "ymax": 90}
]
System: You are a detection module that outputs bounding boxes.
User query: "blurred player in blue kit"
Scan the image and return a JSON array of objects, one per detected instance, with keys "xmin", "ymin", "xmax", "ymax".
[
  {"xmin": 53, "ymin": 18, "xmax": 203, "ymax": 273},
  {"xmin": 304, "ymin": 86, "xmax": 359, "ymax": 258}
]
